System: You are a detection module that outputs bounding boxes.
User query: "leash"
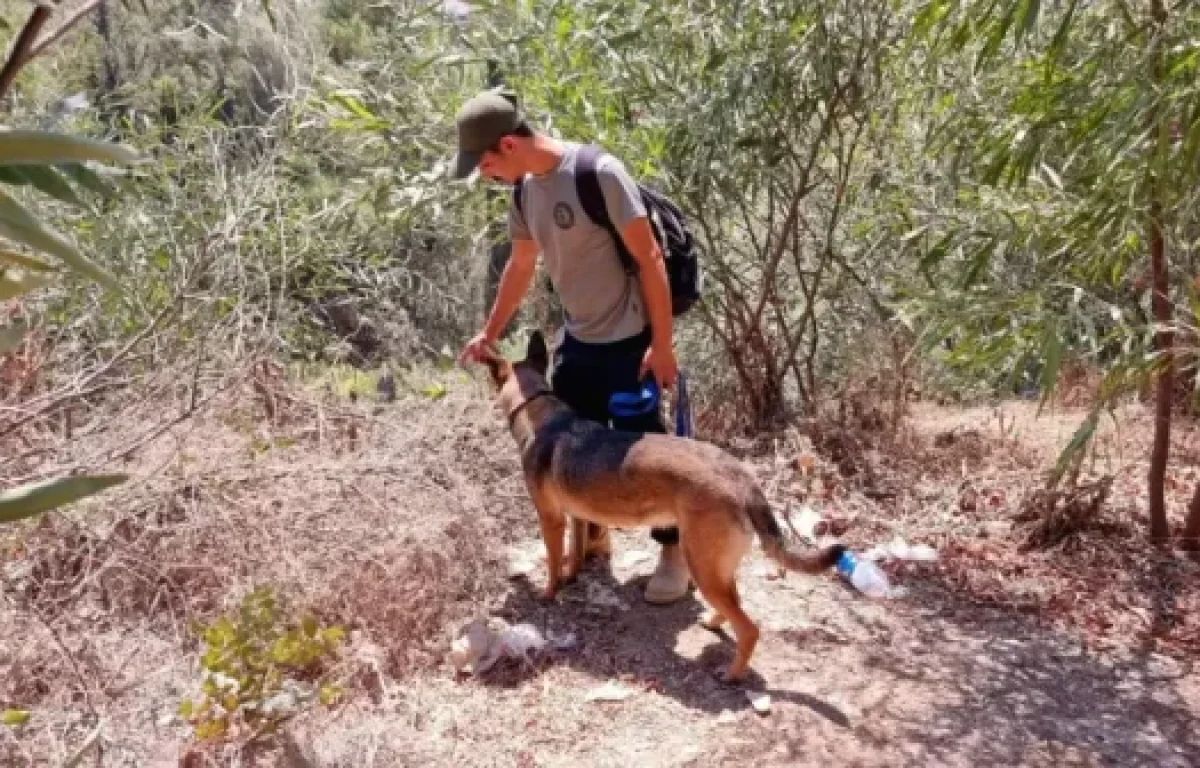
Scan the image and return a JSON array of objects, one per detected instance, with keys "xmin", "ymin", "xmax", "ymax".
[{"xmin": 674, "ymin": 369, "xmax": 693, "ymax": 438}]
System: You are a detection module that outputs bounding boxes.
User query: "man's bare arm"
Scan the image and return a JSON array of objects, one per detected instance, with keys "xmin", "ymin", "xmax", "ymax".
[
  {"xmin": 483, "ymin": 237, "xmax": 539, "ymax": 342},
  {"xmin": 620, "ymin": 217, "xmax": 677, "ymax": 387},
  {"xmin": 460, "ymin": 237, "xmax": 539, "ymax": 363}
]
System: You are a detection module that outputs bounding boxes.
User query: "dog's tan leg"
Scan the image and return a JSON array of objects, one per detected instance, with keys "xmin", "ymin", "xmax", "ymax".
[
  {"xmin": 527, "ymin": 483, "xmax": 567, "ymax": 601},
  {"xmin": 539, "ymin": 512, "xmax": 566, "ymax": 601},
  {"xmin": 685, "ymin": 531, "xmax": 758, "ymax": 682},
  {"xmin": 565, "ymin": 515, "xmax": 587, "ymax": 582}
]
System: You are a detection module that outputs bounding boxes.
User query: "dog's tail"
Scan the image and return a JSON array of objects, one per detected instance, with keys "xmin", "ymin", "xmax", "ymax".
[{"xmin": 747, "ymin": 497, "xmax": 845, "ymax": 573}]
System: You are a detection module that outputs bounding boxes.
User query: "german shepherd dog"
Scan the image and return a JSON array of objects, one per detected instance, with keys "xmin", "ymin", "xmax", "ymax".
[{"xmin": 477, "ymin": 330, "xmax": 845, "ymax": 681}]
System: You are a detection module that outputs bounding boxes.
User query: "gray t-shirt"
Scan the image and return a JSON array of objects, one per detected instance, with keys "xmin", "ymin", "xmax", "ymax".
[{"xmin": 509, "ymin": 142, "xmax": 648, "ymax": 344}]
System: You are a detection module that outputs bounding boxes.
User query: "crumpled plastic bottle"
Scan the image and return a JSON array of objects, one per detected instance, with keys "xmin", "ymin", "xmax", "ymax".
[{"xmin": 835, "ymin": 548, "xmax": 891, "ymax": 598}]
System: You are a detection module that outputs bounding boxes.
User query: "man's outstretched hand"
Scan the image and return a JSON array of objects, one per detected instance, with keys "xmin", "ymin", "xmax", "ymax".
[
  {"xmin": 640, "ymin": 343, "xmax": 678, "ymax": 390},
  {"xmin": 458, "ymin": 331, "xmax": 496, "ymax": 365}
]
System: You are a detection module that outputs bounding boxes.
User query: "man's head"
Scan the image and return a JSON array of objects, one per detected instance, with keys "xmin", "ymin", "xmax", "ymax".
[{"xmin": 450, "ymin": 90, "xmax": 535, "ymax": 184}]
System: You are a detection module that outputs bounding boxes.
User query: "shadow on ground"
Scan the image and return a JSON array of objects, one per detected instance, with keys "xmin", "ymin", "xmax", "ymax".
[
  {"xmin": 708, "ymin": 572, "xmax": 1200, "ymax": 768},
  {"xmin": 475, "ymin": 555, "xmax": 852, "ymax": 728}
]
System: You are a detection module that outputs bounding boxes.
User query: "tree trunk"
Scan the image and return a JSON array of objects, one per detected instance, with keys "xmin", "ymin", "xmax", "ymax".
[
  {"xmin": 1148, "ymin": 197, "xmax": 1173, "ymax": 542},
  {"xmin": 1183, "ymin": 480, "xmax": 1200, "ymax": 552},
  {"xmin": 1147, "ymin": 0, "xmax": 1172, "ymax": 542}
]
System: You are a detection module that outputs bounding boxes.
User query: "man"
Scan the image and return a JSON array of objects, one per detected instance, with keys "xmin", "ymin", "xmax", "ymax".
[{"xmin": 452, "ymin": 90, "xmax": 690, "ymax": 605}]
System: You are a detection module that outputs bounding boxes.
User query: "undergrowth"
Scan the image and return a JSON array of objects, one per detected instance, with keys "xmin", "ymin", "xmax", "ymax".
[{"xmin": 179, "ymin": 585, "xmax": 346, "ymax": 743}]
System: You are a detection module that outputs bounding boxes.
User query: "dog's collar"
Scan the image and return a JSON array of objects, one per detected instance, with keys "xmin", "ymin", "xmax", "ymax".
[{"xmin": 506, "ymin": 389, "xmax": 554, "ymax": 427}]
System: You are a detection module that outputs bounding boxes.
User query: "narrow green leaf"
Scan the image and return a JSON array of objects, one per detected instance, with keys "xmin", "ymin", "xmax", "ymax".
[
  {"xmin": 919, "ymin": 231, "xmax": 955, "ymax": 274},
  {"xmin": 982, "ymin": 148, "xmax": 1010, "ymax": 186},
  {"xmin": 977, "ymin": 3, "xmax": 1020, "ymax": 71},
  {"xmin": 0, "ymin": 130, "xmax": 140, "ymax": 167},
  {"xmin": 331, "ymin": 92, "xmax": 378, "ymax": 122},
  {"xmin": 260, "ymin": 0, "xmax": 278, "ymax": 30},
  {"xmin": 1015, "ymin": 0, "xmax": 1041, "ymax": 44},
  {"xmin": 0, "ymin": 249, "xmax": 53, "ymax": 271},
  {"xmin": 948, "ymin": 18, "xmax": 974, "ymax": 52},
  {"xmin": 0, "ymin": 191, "xmax": 119, "ymax": 291},
  {"xmin": 1038, "ymin": 323, "xmax": 1065, "ymax": 407},
  {"xmin": 10, "ymin": 165, "xmax": 88, "ymax": 209},
  {"xmin": 608, "ymin": 30, "xmax": 641, "ymax": 47},
  {"xmin": 0, "ymin": 166, "xmax": 31, "ymax": 186},
  {"xmin": 0, "ymin": 474, "xmax": 128, "ymax": 524},
  {"xmin": 1048, "ymin": 408, "xmax": 1100, "ymax": 488},
  {"xmin": 704, "ymin": 49, "xmax": 727, "ymax": 73},
  {"xmin": 56, "ymin": 163, "xmax": 116, "ymax": 198},
  {"xmin": 1, "ymin": 710, "xmax": 30, "ymax": 726},
  {"xmin": 1046, "ymin": 0, "xmax": 1079, "ymax": 73},
  {"xmin": 1166, "ymin": 48, "xmax": 1200, "ymax": 79},
  {"xmin": 422, "ymin": 383, "xmax": 447, "ymax": 400},
  {"xmin": 962, "ymin": 237, "xmax": 998, "ymax": 288},
  {"xmin": 913, "ymin": 0, "xmax": 951, "ymax": 41}
]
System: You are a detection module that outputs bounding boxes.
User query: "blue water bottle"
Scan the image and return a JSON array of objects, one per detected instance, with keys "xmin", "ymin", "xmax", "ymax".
[{"xmin": 835, "ymin": 549, "xmax": 891, "ymax": 598}]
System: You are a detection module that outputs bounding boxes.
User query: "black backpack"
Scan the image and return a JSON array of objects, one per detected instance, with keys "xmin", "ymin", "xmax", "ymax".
[{"xmin": 513, "ymin": 144, "xmax": 703, "ymax": 317}]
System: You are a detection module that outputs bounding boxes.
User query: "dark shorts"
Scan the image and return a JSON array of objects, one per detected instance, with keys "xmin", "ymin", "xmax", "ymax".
[{"xmin": 549, "ymin": 326, "xmax": 679, "ymax": 546}]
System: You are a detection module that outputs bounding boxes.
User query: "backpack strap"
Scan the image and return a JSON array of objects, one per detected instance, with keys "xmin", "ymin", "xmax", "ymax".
[
  {"xmin": 575, "ymin": 144, "xmax": 637, "ymax": 274},
  {"xmin": 512, "ymin": 177, "xmax": 525, "ymax": 218}
]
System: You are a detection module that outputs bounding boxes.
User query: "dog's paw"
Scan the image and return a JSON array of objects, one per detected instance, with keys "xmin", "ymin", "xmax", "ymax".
[{"xmin": 540, "ymin": 584, "xmax": 559, "ymax": 602}]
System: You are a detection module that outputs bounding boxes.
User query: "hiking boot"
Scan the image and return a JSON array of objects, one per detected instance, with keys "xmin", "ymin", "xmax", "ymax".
[{"xmin": 644, "ymin": 543, "xmax": 690, "ymax": 604}]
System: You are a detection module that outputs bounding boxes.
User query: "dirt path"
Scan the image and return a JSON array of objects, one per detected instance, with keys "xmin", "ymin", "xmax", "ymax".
[
  {"xmin": 289, "ymin": 397, "xmax": 1199, "ymax": 768},
  {"xmin": 293, "ymin": 523, "xmax": 1197, "ymax": 768}
]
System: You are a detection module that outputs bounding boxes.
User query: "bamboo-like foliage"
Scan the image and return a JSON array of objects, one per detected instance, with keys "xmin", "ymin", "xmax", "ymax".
[
  {"xmin": 902, "ymin": 0, "xmax": 1200, "ymax": 541},
  {"xmin": 0, "ymin": 2, "xmax": 140, "ymax": 525}
]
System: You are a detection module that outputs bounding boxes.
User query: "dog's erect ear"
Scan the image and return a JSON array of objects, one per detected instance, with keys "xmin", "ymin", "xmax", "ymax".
[{"xmin": 525, "ymin": 329, "xmax": 548, "ymax": 375}]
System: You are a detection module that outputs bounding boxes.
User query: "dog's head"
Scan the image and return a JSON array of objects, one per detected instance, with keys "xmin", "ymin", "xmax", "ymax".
[{"xmin": 478, "ymin": 329, "xmax": 551, "ymax": 421}]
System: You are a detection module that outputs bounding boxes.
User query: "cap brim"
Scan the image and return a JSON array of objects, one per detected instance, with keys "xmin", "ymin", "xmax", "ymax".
[{"xmin": 450, "ymin": 149, "xmax": 483, "ymax": 180}]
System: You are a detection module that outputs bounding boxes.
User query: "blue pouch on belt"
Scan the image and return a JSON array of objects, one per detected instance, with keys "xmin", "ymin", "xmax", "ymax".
[
  {"xmin": 607, "ymin": 371, "xmax": 693, "ymax": 438},
  {"xmin": 607, "ymin": 377, "xmax": 660, "ymax": 419}
]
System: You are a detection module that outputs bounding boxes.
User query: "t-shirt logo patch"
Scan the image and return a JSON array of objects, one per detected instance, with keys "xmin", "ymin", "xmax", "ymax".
[{"xmin": 553, "ymin": 202, "xmax": 575, "ymax": 230}]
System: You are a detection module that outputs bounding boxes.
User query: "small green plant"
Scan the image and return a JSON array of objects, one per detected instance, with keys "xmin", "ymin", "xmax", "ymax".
[{"xmin": 179, "ymin": 586, "xmax": 345, "ymax": 743}]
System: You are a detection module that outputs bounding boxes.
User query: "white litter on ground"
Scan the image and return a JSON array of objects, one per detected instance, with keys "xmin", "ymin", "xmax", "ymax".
[
  {"xmin": 584, "ymin": 680, "xmax": 634, "ymax": 702},
  {"xmin": 449, "ymin": 617, "xmax": 547, "ymax": 674}
]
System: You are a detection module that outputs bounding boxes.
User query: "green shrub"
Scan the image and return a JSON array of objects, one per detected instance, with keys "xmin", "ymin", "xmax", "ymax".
[{"xmin": 179, "ymin": 586, "xmax": 345, "ymax": 742}]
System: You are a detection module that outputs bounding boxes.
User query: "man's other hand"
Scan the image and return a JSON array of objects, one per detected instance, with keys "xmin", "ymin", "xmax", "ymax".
[{"xmin": 640, "ymin": 343, "xmax": 678, "ymax": 390}]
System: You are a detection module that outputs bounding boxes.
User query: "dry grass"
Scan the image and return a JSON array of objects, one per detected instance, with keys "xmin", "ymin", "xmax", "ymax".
[
  {"xmin": 312, "ymin": 516, "xmax": 505, "ymax": 681},
  {"xmin": 0, "ymin": 364, "xmax": 534, "ymax": 765},
  {"xmin": 732, "ymin": 396, "xmax": 1200, "ymax": 660},
  {"xmin": 1014, "ymin": 475, "xmax": 1119, "ymax": 552},
  {"xmin": 1, "ymin": 360, "xmax": 1198, "ymax": 765}
]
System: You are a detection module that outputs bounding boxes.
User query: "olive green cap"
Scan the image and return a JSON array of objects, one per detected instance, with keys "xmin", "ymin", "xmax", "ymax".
[{"xmin": 450, "ymin": 91, "xmax": 523, "ymax": 179}]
